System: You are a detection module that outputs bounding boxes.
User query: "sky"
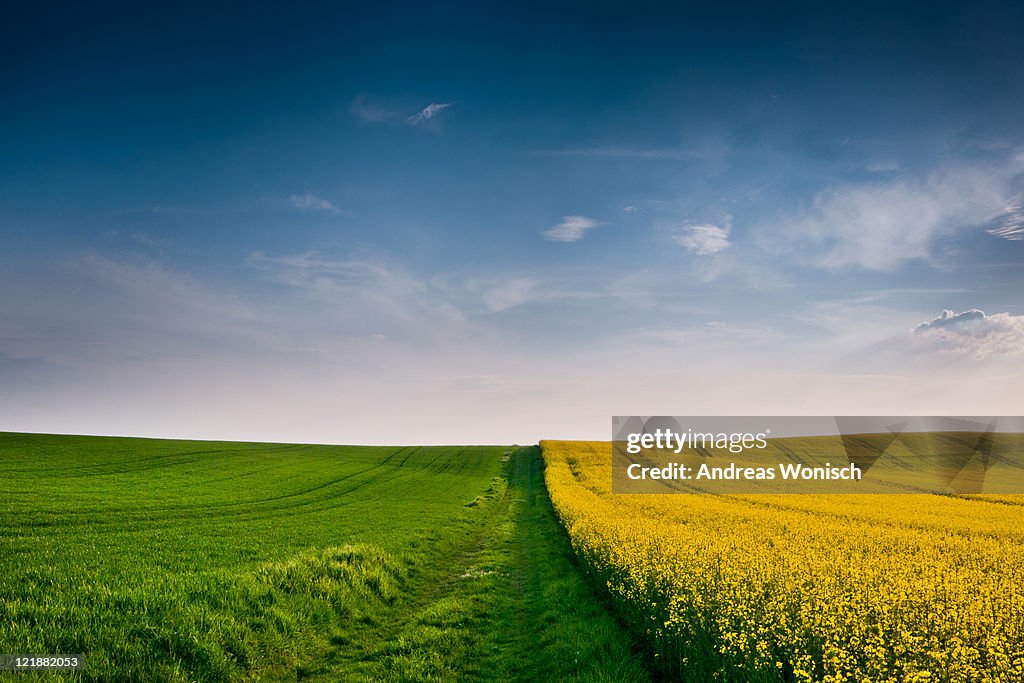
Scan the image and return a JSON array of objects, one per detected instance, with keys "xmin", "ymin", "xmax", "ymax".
[{"xmin": 2, "ymin": 1, "xmax": 1024, "ymax": 444}]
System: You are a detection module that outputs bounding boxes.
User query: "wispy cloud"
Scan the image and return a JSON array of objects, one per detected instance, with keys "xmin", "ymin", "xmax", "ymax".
[
  {"xmin": 0, "ymin": 252, "xmax": 262, "ymax": 369},
  {"xmin": 987, "ymin": 201, "xmax": 1024, "ymax": 240},
  {"xmin": 407, "ymin": 102, "xmax": 453, "ymax": 125},
  {"xmin": 481, "ymin": 278, "xmax": 540, "ymax": 312},
  {"xmin": 289, "ymin": 192, "xmax": 342, "ymax": 214},
  {"xmin": 247, "ymin": 251, "xmax": 475, "ymax": 344},
  {"xmin": 349, "ymin": 96, "xmax": 454, "ymax": 127},
  {"xmin": 542, "ymin": 215, "xmax": 600, "ymax": 242},
  {"xmin": 249, "ymin": 252, "xmax": 424, "ymax": 301},
  {"xmin": 913, "ymin": 308, "xmax": 1024, "ymax": 358},
  {"xmin": 771, "ymin": 163, "xmax": 1020, "ymax": 270},
  {"xmin": 673, "ymin": 219, "xmax": 732, "ymax": 255}
]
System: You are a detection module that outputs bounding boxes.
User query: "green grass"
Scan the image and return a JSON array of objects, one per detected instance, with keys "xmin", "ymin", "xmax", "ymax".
[
  {"xmin": 303, "ymin": 446, "xmax": 650, "ymax": 682},
  {"xmin": 0, "ymin": 433, "xmax": 647, "ymax": 681}
]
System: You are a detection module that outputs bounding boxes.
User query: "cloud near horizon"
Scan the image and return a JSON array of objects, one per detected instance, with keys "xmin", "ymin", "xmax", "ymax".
[{"xmin": 913, "ymin": 309, "xmax": 1024, "ymax": 358}]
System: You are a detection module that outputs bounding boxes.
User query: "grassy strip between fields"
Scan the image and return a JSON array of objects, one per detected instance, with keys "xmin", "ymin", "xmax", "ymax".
[{"xmin": 299, "ymin": 446, "xmax": 650, "ymax": 682}]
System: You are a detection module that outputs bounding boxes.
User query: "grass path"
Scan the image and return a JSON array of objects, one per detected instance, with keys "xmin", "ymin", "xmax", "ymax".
[{"xmin": 302, "ymin": 446, "xmax": 650, "ymax": 681}]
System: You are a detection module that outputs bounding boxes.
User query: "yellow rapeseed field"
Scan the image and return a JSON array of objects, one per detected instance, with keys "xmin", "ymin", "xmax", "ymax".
[{"xmin": 542, "ymin": 440, "xmax": 1024, "ymax": 682}]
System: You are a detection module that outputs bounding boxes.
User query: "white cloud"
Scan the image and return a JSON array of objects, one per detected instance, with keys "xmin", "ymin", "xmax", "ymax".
[
  {"xmin": 914, "ymin": 308, "xmax": 987, "ymax": 332},
  {"xmin": 774, "ymin": 165, "xmax": 1018, "ymax": 270},
  {"xmin": 913, "ymin": 309, "xmax": 1024, "ymax": 358},
  {"xmin": 289, "ymin": 192, "xmax": 341, "ymax": 214},
  {"xmin": 543, "ymin": 215, "xmax": 599, "ymax": 242},
  {"xmin": 407, "ymin": 102, "xmax": 453, "ymax": 125},
  {"xmin": 673, "ymin": 219, "xmax": 732, "ymax": 255},
  {"xmin": 623, "ymin": 205, "xmax": 638, "ymax": 213}
]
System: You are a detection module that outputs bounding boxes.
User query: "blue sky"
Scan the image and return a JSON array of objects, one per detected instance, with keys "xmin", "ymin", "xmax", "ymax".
[{"xmin": 2, "ymin": 1, "xmax": 1024, "ymax": 443}]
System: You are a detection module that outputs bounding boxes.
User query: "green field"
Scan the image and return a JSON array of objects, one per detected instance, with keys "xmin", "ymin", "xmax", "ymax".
[{"xmin": 0, "ymin": 433, "xmax": 648, "ymax": 682}]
